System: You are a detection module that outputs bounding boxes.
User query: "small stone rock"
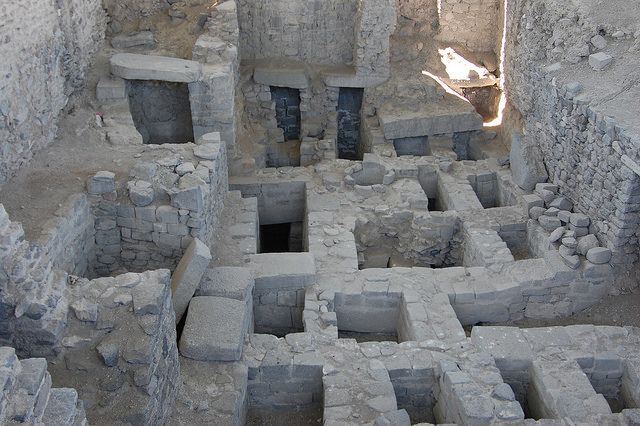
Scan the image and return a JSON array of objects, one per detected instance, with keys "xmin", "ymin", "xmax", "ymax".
[
  {"xmin": 569, "ymin": 213, "xmax": 590, "ymax": 227},
  {"xmin": 492, "ymin": 383, "xmax": 516, "ymax": 401},
  {"xmin": 176, "ymin": 162, "xmax": 196, "ymax": 176},
  {"xmin": 560, "ymin": 252, "xmax": 581, "ymax": 269},
  {"xmin": 88, "ymin": 171, "xmax": 116, "ymax": 195},
  {"xmin": 561, "ymin": 237, "xmax": 577, "ymax": 248},
  {"xmin": 538, "ymin": 215, "xmax": 562, "ymax": 231},
  {"xmin": 591, "ymin": 35, "xmax": 607, "ymax": 50},
  {"xmin": 548, "ymin": 227, "xmax": 565, "ymax": 243},
  {"xmin": 549, "ymin": 197, "xmax": 572, "ymax": 211},
  {"xmin": 544, "ymin": 207, "xmax": 560, "ymax": 216},
  {"xmin": 589, "ymin": 52, "xmax": 613, "ymax": 70},
  {"xmin": 128, "ymin": 180, "xmax": 155, "ymax": 206},
  {"xmin": 96, "ymin": 340, "xmax": 119, "ymax": 367},
  {"xmin": 559, "ymin": 244, "xmax": 576, "ymax": 257},
  {"xmin": 586, "ymin": 247, "xmax": 612, "ymax": 264},
  {"xmin": 577, "ymin": 234, "xmax": 599, "ymax": 256},
  {"xmin": 557, "ymin": 210, "xmax": 572, "ymax": 223},
  {"xmin": 529, "ymin": 206, "xmax": 545, "ymax": 220}
]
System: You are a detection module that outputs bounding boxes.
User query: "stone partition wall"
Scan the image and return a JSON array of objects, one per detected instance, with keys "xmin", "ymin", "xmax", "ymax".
[
  {"xmin": 438, "ymin": 0, "xmax": 501, "ymax": 52},
  {"xmin": 0, "ymin": 206, "xmax": 68, "ymax": 357},
  {"xmin": 503, "ymin": 0, "xmax": 640, "ymax": 274},
  {"xmin": 237, "ymin": 0, "xmax": 358, "ymax": 65},
  {"xmin": 33, "ymin": 194, "xmax": 96, "ymax": 277},
  {"xmin": 0, "ymin": 0, "xmax": 105, "ymax": 183},
  {"xmin": 89, "ymin": 140, "xmax": 228, "ymax": 276}
]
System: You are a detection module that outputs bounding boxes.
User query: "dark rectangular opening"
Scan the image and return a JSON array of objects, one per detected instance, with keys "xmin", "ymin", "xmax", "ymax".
[
  {"xmin": 271, "ymin": 86, "xmax": 301, "ymax": 141},
  {"xmin": 127, "ymin": 80, "xmax": 194, "ymax": 144},
  {"xmin": 337, "ymin": 331, "xmax": 398, "ymax": 343},
  {"xmin": 393, "ymin": 137, "xmax": 431, "ymax": 156},
  {"xmin": 259, "ymin": 222, "xmax": 304, "ymax": 253},
  {"xmin": 337, "ymin": 87, "xmax": 364, "ymax": 160}
]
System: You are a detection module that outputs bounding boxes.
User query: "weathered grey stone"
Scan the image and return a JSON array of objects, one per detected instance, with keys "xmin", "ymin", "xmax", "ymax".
[
  {"xmin": 570, "ymin": 213, "xmax": 590, "ymax": 227},
  {"xmin": 538, "ymin": 215, "xmax": 561, "ymax": 231},
  {"xmin": 111, "ymin": 31, "xmax": 156, "ymax": 49},
  {"xmin": 196, "ymin": 267, "xmax": 254, "ymax": 301},
  {"xmin": 510, "ymin": 133, "xmax": 548, "ymax": 191},
  {"xmin": 492, "ymin": 383, "xmax": 516, "ymax": 401},
  {"xmin": 548, "ymin": 227, "xmax": 565, "ymax": 243},
  {"xmin": 171, "ymin": 238, "xmax": 212, "ymax": 323},
  {"xmin": 586, "ymin": 247, "xmax": 612, "ymax": 264},
  {"xmin": 589, "ymin": 52, "xmax": 613, "ymax": 70},
  {"xmin": 127, "ymin": 180, "xmax": 154, "ymax": 206},
  {"xmin": 110, "ymin": 53, "xmax": 202, "ymax": 82},
  {"xmin": 549, "ymin": 196, "xmax": 572, "ymax": 211},
  {"xmin": 179, "ymin": 296, "xmax": 248, "ymax": 361},
  {"xmin": 529, "ymin": 206, "xmax": 545, "ymax": 220},
  {"xmin": 88, "ymin": 171, "xmax": 116, "ymax": 195},
  {"xmin": 577, "ymin": 234, "xmax": 599, "ymax": 256}
]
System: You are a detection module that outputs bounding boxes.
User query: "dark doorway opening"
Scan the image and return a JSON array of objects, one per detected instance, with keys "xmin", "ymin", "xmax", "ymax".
[
  {"xmin": 337, "ymin": 87, "xmax": 364, "ymax": 160},
  {"xmin": 271, "ymin": 87, "xmax": 301, "ymax": 141},
  {"xmin": 127, "ymin": 80, "xmax": 194, "ymax": 144},
  {"xmin": 259, "ymin": 222, "xmax": 304, "ymax": 253}
]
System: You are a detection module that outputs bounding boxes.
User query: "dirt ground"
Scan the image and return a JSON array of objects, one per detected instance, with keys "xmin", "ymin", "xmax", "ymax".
[
  {"xmin": 246, "ymin": 407, "xmax": 323, "ymax": 426},
  {"xmin": 510, "ymin": 293, "xmax": 640, "ymax": 329}
]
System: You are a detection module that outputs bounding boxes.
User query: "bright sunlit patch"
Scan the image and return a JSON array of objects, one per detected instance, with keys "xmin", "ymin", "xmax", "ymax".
[
  {"xmin": 485, "ymin": 0, "xmax": 510, "ymax": 127},
  {"xmin": 421, "ymin": 70, "xmax": 470, "ymax": 103},
  {"xmin": 438, "ymin": 47, "xmax": 491, "ymax": 81}
]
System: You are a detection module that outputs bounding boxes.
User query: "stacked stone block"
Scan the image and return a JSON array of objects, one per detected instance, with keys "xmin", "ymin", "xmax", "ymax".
[
  {"xmin": 0, "ymin": 347, "xmax": 86, "ymax": 425},
  {"xmin": 52, "ymin": 269, "xmax": 179, "ymax": 425},
  {"xmin": 88, "ymin": 139, "xmax": 227, "ymax": 276},
  {"xmin": 0, "ymin": 205, "xmax": 68, "ymax": 357}
]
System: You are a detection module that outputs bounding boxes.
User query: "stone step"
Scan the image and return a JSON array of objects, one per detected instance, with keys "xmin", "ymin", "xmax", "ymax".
[
  {"xmin": 179, "ymin": 296, "xmax": 250, "ymax": 361},
  {"xmin": 41, "ymin": 388, "xmax": 80, "ymax": 426}
]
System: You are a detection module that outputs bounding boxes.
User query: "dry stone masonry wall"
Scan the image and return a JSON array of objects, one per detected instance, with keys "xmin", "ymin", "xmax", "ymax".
[{"xmin": 0, "ymin": 0, "xmax": 105, "ymax": 183}]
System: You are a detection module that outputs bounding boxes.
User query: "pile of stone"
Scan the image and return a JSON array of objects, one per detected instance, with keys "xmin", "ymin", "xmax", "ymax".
[{"xmin": 528, "ymin": 183, "xmax": 611, "ymax": 269}]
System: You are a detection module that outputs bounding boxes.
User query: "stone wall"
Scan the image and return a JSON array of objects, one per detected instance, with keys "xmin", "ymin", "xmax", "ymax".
[
  {"xmin": 237, "ymin": 0, "xmax": 358, "ymax": 65},
  {"xmin": 438, "ymin": 0, "xmax": 501, "ymax": 52},
  {"xmin": 503, "ymin": 0, "xmax": 640, "ymax": 273},
  {"xmin": 51, "ymin": 269, "xmax": 179, "ymax": 425},
  {"xmin": 88, "ymin": 139, "xmax": 227, "ymax": 277},
  {"xmin": 0, "ymin": 0, "xmax": 105, "ymax": 183},
  {"xmin": 0, "ymin": 205, "xmax": 68, "ymax": 357},
  {"xmin": 33, "ymin": 194, "xmax": 96, "ymax": 277}
]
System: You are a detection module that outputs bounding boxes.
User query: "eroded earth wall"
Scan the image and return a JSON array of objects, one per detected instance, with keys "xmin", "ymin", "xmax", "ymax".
[{"xmin": 0, "ymin": 0, "xmax": 106, "ymax": 184}]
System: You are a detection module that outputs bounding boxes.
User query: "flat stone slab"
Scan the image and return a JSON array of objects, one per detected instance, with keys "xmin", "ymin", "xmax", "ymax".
[
  {"xmin": 196, "ymin": 267, "xmax": 254, "ymax": 301},
  {"xmin": 253, "ymin": 65, "xmax": 309, "ymax": 89},
  {"xmin": 179, "ymin": 296, "xmax": 248, "ymax": 361},
  {"xmin": 110, "ymin": 53, "xmax": 202, "ymax": 83},
  {"xmin": 379, "ymin": 95, "xmax": 483, "ymax": 140},
  {"xmin": 248, "ymin": 253, "xmax": 316, "ymax": 290},
  {"xmin": 171, "ymin": 238, "xmax": 212, "ymax": 323}
]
